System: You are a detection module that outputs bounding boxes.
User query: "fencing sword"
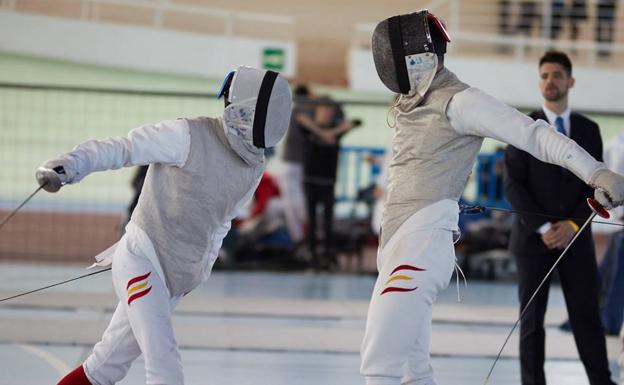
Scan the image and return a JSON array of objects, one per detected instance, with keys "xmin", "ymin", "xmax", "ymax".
[
  {"xmin": 460, "ymin": 203, "xmax": 624, "ymax": 228},
  {"xmin": 482, "ymin": 197, "xmax": 610, "ymax": 385},
  {"xmin": 0, "ymin": 188, "xmax": 616, "ymax": 307},
  {"xmin": 0, "ymin": 182, "xmax": 112, "ymax": 304},
  {"xmin": 0, "ymin": 267, "xmax": 111, "ymax": 303},
  {"xmin": 0, "ymin": 183, "xmax": 47, "ymax": 231}
]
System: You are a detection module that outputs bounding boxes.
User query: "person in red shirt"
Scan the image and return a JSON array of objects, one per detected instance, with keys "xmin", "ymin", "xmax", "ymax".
[{"xmin": 249, "ymin": 172, "xmax": 281, "ymax": 220}]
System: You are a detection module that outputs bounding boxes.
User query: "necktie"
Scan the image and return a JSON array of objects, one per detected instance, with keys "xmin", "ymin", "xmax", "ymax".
[
  {"xmin": 555, "ymin": 116, "xmax": 566, "ymax": 136},
  {"xmin": 555, "ymin": 116, "xmax": 568, "ymax": 177}
]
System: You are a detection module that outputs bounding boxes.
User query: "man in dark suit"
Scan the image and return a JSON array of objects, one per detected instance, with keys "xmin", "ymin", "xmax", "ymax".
[{"xmin": 505, "ymin": 50, "xmax": 616, "ymax": 385}]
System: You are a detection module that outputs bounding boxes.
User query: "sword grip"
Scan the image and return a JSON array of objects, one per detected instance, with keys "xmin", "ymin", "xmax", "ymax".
[{"xmin": 587, "ymin": 197, "xmax": 610, "ymax": 219}]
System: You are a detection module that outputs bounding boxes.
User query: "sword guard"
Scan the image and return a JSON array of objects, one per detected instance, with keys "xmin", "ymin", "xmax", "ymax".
[
  {"xmin": 459, "ymin": 204, "xmax": 485, "ymax": 215},
  {"xmin": 587, "ymin": 197, "xmax": 610, "ymax": 219}
]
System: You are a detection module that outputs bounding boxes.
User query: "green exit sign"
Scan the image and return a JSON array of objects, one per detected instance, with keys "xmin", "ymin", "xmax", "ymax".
[{"xmin": 262, "ymin": 48, "xmax": 285, "ymax": 71}]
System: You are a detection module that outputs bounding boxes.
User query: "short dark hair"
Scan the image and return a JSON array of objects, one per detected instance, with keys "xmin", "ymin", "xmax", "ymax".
[
  {"xmin": 294, "ymin": 84, "xmax": 310, "ymax": 97},
  {"xmin": 539, "ymin": 50, "xmax": 572, "ymax": 76}
]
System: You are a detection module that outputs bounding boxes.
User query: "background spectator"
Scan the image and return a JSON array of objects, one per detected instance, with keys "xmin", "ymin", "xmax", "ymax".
[
  {"xmin": 517, "ymin": 1, "xmax": 541, "ymax": 37},
  {"xmin": 119, "ymin": 165, "xmax": 149, "ymax": 235},
  {"xmin": 499, "ymin": 0, "xmax": 513, "ymax": 36},
  {"xmin": 569, "ymin": 0, "xmax": 588, "ymax": 41},
  {"xmin": 550, "ymin": 0, "xmax": 565, "ymax": 39},
  {"xmin": 596, "ymin": 0, "xmax": 617, "ymax": 56},
  {"xmin": 299, "ymin": 96, "xmax": 357, "ymax": 270},
  {"xmin": 279, "ymin": 84, "xmax": 314, "ymax": 244},
  {"xmin": 504, "ymin": 50, "xmax": 614, "ymax": 385}
]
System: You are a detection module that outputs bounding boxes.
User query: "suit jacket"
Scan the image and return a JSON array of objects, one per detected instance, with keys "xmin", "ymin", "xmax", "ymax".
[{"xmin": 504, "ymin": 110, "xmax": 603, "ymax": 256}]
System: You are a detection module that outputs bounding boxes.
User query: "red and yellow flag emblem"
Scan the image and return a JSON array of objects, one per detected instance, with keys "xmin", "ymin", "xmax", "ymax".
[
  {"xmin": 126, "ymin": 272, "xmax": 152, "ymax": 305},
  {"xmin": 381, "ymin": 264, "xmax": 426, "ymax": 295}
]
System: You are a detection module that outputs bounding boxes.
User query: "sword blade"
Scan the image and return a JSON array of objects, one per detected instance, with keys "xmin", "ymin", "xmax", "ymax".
[
  {"xmin": 0, "ymin": 267, "xmax": 111, "ymax": 303},
  {"xmin": 483, "ymin": 210, "xmax": 597, "ymax": 385},
  {"xmin": 0, "ymin": 184, "xmax": 46, "ymax": 231}
]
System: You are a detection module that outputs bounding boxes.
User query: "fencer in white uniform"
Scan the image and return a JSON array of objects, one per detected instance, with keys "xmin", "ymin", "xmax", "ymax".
[
  {"xmin": 35, "ymin": 66, "xmax": 292, "ymax": 385},
  {"xmin": 360, "ymin": 10, "xmax": 624, "ymax": 385}
]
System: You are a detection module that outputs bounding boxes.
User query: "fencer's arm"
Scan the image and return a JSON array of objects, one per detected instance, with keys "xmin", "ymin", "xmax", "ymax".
[
  {"xmin": 331, "ymin": 120, "xmax": 356, "ymax": 137},
  {"xmin": 53, "ymin": 119, "xmax": 191, "ymax": 183},
  {"xmin": 447, "ymin": 88, "xmax": 606, "ymax": 185}
]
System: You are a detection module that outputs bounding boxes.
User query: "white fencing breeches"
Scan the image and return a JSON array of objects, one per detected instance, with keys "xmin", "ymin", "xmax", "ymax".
[
  {"xmin": 361, "ymin": 200, "xmax": 458, "ymax": 385},
  {"xmin": 84, "ymin": 234, "xmax": 184, "ymax": 385},
  {"xmin": 279, "ymin": 162, "xmax": 307, "ymax": 242}
]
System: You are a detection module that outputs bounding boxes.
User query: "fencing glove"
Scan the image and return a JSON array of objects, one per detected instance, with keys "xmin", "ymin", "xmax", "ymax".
[
  {"xmin": 589, "ymin": 168, "xmax": 624, "ymax": 209},
  {"xmin": 36, "ymin": 159, "xmax": 76, "ymax": 192}
]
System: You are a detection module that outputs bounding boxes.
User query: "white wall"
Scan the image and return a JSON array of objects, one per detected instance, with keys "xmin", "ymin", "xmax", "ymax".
[
  {"xmin": 0, "ymin": 11, "xmax": 296, "ymax": 79},
  {"xmin": 349, "ymin": 48, "xmax": 624, "ymax": 113}
]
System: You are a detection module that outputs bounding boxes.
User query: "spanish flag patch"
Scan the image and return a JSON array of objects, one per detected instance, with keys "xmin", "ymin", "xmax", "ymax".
[
  {"xmin": 126, "ymin": 272, "xmax": 152, "ymax": 305},
  {"xmin": 380, "ymin": 264, "xmax": 425, "ymax": 295}
]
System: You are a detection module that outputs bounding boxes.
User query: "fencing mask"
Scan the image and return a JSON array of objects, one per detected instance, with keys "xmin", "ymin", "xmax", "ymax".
[
  {"xmin": 372, "ymin": 10, "xmax": 451, "ymax": 96},
  {"xmin": 218, "ymin": 66, "xmax": 292, "ymax": 149}
]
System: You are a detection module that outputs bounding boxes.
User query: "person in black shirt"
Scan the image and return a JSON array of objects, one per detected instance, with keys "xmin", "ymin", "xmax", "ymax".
[
  {"xmin": 279, "ymin": 85, "xmax": 315, "ymax": 244},
  {"xmin": 299, "ymin": 96, "xmax": 357, "ymax": 269}
]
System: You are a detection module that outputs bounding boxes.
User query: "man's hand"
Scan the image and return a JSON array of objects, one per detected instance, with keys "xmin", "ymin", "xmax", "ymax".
[
  {"xmin": 541, "ymin": 220, "xmax": 577, "ymax": 249},
  {"xmin": 373, "ymin": 186, "xmax": 385, "ymax": 200}
]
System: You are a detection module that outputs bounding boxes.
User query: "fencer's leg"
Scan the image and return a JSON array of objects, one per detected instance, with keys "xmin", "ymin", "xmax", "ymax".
[
  {"xmin": 111, "ymin": 241, "xmax": 183, "ymax": 385},
  {"xmin": 292, "ymin": 164, "xmax": 308, "ymax": 238},
  {"xmin": 82, "ymin": 302, "xmax": 142, "ymax": 385},
  {"xmin": 80, "ymin": 238, "xmax": 145, "ymax": 384},
  {"xmin": 305, "ymin": 183, "xmax": 319, "ymax": 262},
  {"xmin": 279, "ymin": 163, "xmax": 306, "ymax": 242},
  {"xmin": 401, "ymin": 306, "xmax": 434, "ymax": 385},
  {"xmin": 322, "ymin": 186, "xmax": 335, "ymax": 264},
  {"xmin": 361, "ymin": 229, "xmax": 455, "ymax": 385}
]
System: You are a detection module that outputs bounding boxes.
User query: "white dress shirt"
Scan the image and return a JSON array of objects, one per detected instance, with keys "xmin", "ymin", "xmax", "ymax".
[{"xmin": 542, "ymin": 105, "xmax": 572, "ymax": 137}]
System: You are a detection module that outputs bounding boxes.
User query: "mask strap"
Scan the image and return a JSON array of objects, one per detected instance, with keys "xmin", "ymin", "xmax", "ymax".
[
  {"xmin": 388, "ymin": 16, "xmax": 410, "ymax": 94},
  {"xmin": 217, "ymin": 70, "xmax": 236, "ymax": 101},
  {"xmin": 252, "ymin": 71, "xmax": 278, "ymax": 148}
]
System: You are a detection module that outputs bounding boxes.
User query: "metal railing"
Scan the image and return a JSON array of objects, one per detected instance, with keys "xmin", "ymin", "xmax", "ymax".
[{"xmin": 1, "ymin": 0, "xmax": 295, "ymax": 39}]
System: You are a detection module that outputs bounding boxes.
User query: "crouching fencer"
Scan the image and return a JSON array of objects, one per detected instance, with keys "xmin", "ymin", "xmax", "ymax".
[
  {"xmin": 36, "ymin": 66, "xmax": 292, "ymax": 385},
  {"xmin": 360, "ymin": 10, "xmax": 624, "ymax": 385}
]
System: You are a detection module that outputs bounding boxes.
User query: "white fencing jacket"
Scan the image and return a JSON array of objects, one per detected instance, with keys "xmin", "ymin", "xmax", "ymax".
[
  {"xmin": 381, "ymin": 68, "xmax": 605, "ymax": 248},
  {"xmin": 62, "ymin": 117, "xmax": 264, "ymax": 295}
]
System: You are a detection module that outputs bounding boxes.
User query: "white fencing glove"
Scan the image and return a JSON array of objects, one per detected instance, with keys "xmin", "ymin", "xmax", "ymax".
[
  {"xmin": 589, "ymin": 168, "xmax": 624, "ymax": 210},
  {"xmin": 35, "ymin": 159, "xmax": 76, "ymax": 193}
]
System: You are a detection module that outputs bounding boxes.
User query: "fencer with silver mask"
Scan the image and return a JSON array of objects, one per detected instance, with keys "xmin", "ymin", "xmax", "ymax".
[
  {"xmin": 360, "ymin": 9, "xmax": 624, "ymax": 385},
  {"xmin": 36, "ymin": 65, "xmax": 292, "ymax": 385}
]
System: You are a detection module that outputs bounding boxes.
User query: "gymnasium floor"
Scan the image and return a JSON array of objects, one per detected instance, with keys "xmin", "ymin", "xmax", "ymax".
[{"xmin": 0, "ymin": 263, "xmax": 620, "ymax": 385}]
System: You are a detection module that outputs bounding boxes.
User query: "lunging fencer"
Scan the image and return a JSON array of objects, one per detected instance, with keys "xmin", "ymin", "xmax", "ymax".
[
  {"xmin": 36, "ymin": 66, "xmax": 292, "ymax": 385},
  {"xmin": 360, "ymin": 10, "xmax": 624, "ymax": 385}
]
